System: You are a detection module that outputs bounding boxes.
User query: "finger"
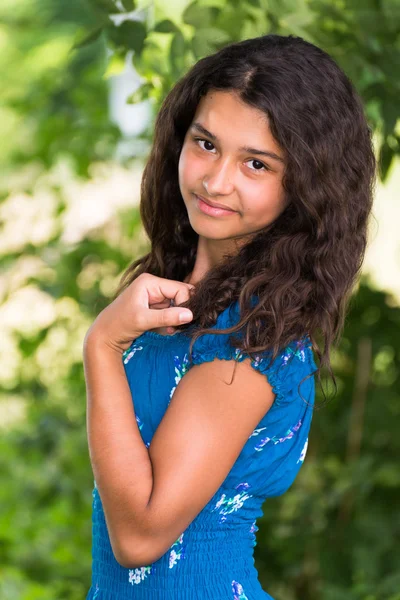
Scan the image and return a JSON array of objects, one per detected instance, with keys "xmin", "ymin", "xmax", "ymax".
[
  {"xmin": 150, "ymin": 299, "xmax": 172, "ymax": 309},
  {"xmin": 142, "ymin": 276, "xmax": 194, "ymax": 307},
  {"xmin": 174, "ymin": 284, "xmax": 195, "ymax": 307},
  {"xmin": 147, "ymin": 307, "xmax": 193, "ymax": 330}
]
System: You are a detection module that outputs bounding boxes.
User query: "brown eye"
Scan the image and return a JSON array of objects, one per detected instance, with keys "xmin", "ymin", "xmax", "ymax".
[
  {"xmin": 195, "ymin": 138, "xmax": 216, "ymax": 152},
  {"xmin": 247, "ymin": 159, "xmax": 268, "ymax": 172}
]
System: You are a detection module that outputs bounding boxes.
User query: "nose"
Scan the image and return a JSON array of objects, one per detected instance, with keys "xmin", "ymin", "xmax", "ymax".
[{"xmin": 203, "ymin": 157, "xmax": 235, "ymax": 196}]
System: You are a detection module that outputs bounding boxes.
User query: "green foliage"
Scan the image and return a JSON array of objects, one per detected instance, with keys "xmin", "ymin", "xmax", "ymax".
[
  {"xmin": 78, "ymin": 0, "xmax": 400, "ymax": 180},
  {"xmin": 1, "ymin": 1, "xmax": 399, "ymax": 599},
  {"xmin": 106, "ymin": 19, "xmax": 147, "ymax": 53},
  {"xmin": 256, "ymin": 280, "xmax": 400, "ymax": 598},
  {"xmin": 0, "ymin": 198, "xmax": 149, "ymax": 599},
  {"xmin": 2, "ymin": 0, "xmax": 399, "ymax": 185},
  {"xmin": 0, "ymin": 0, "xmax": 120, "ymax": 183}
]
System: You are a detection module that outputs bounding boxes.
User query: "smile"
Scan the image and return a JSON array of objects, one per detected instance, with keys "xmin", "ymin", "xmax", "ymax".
[{"xmin": 194, "ymin": 194, "xmax": 237, "ymax": 217}]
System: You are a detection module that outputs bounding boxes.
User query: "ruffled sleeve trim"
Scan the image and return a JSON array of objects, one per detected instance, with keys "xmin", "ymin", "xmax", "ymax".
[{"xmin": 190, "ymin": 302, "xmax": 316, "ymax": 408}]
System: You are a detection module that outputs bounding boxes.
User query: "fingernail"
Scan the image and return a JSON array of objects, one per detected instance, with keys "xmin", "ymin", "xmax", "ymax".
[{"xmin": 179, "ymin": 311, "xmax": 193, "ymax": 323}]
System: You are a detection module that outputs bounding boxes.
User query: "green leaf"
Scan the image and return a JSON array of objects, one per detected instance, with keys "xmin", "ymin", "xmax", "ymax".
[
  {"xmin": 279, "ymin": 5, "xmax": 315, "ymax": 39},
  {"xmin": 72, "ymin": 26, "xmax": 104, "ymax": 50},
  {"xmin": 182, "ymin": 2, "xmax": 220, "ymax": 28},
  {"xmin": 170, "ymin": 30, "xmax": 186, "ymax": 76},
  {"xmin": 378, "ymin": 141, "xmax": 394, "ymax": 182},
  {"xmin": 127, "ymin": 82, "xmax": 154, "ymax": 104},
  {"xmin": 104, "ymin": 51, "xmax": 126, "ymax": 78},
  {"xmin": 382, "ymin": 0, "xmax": 400, "ymax": 26},
  {"xmin": 86, "ymin": 0, "xmax": 117, "ymax": 15},
  {"xmin": 120, "ymin": 0, "xmax": 137, "ymax": 10},
  {"xmin": 106, "ymin": 20, "xmax": 147, "ymax": 54},
  {"xmin": 191, "ymin": 27, "xmax": 230, "ymax": 59},
  {"xmin": 154, "ymin": 19, "xmax": 179, "ymax": 34}
]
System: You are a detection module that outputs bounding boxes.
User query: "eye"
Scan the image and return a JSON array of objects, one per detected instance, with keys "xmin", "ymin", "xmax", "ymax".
[
  {"xmin": 246, "ymin": 159, "xmax": 269, "ymax": 173},
  {"xmin": 194, "ymin": 137, "xmax": 216, "ymax": 153},
  {"xmin": 193, "ymin": 137, "xmax": 270, "ymax": 173}
]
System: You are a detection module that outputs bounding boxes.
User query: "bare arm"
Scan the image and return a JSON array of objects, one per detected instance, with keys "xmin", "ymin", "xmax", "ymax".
[{"xmin": 84, "ymin": 334, "xmax": 275, "ymax": 569}]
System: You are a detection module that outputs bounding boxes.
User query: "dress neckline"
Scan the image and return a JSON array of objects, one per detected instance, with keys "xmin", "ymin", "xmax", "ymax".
[
  {"xmin": 137, "ymin": 328, "xmax": 194, "ymax": 345},
  {"xmin": 144, "ymin": 329, "xmax": 181, "ymax": 340}
]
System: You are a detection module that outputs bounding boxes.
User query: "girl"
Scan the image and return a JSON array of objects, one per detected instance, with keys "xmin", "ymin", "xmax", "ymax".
[{"xmin": 83, "ymin": 34, "xmax": 375, "ymax": 600}]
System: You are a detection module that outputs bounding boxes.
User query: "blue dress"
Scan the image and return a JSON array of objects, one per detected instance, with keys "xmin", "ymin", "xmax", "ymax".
[{"xmin": 86, "ymin": 300, "xmax": 317, "ymax": 600}]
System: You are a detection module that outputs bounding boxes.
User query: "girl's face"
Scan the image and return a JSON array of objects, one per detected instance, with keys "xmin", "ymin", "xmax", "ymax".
[{"xmin": 178, "ymin": 90, "xmax": 287, "ymax": 245}]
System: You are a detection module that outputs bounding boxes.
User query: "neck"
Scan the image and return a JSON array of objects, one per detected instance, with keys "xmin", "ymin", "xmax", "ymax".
[{"xmin": 184, "ymin": 236, "xmax": 242, "ymax": 286}]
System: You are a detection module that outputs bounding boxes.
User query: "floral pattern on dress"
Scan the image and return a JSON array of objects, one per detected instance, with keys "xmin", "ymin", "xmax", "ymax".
[
  {"xmin": 253, "ymin": 419, "xmax": 302, "ymax": 452},
  {"xmin": 281, "ymin": 341, "xmax": 307, "ymax": 366},
  {"xmin": 169, "ymin": 532, "xmax": 186, "ymax": 568},
  {"xmin": 136, "ymin": 414, "xmax": 144, "ymax": 431},
  {"xmin": 122, "ymin": 343, "xmax": 143, "ymax": 365},
  {"xmin": 248, "ymin": 426, "xmax": 267, "ymax": 439},
  {"xmin": 250, "ymin": 520, "xmax": 258, "ymax": 547},
  {"xmin": 297, "ymin": 437, "xmax": 308, "ymax": 463},
  {"xmin": 135, "ymin": 414, "xmax": 150, "ymax": 448},
  {"xmin": 126, "ymin": 535, "xmax": 185, "ymax": 586},
  {"xmin": 233, "ymin": 348, "xmax": 243, "ymax": 360},
  {"xmin": 250, "ymin": 520, "xmax": 258, "ymax": 534},
  {"xmin": 232, "ymin": 580, "xmax": 249, "ymax": 599},
  {"xmin": 128, "ymin": 565, "xmax": 153, "ymax": 585},
  {"xmin": 212, "ymin": 482, "xmax": 253, "ymax": 524},
  {"xmin": 252, "ymin": 339, "xmax": 308, "ymax": 370},
  {"xmin": 169, "ymin": 354, "xmax": 190, "ymax": 401}
]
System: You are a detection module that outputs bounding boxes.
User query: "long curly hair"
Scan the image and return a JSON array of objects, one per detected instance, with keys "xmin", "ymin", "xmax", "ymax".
[{"xmin": 114, "ymin": 34, "xmax": 376, "ymax": 400}]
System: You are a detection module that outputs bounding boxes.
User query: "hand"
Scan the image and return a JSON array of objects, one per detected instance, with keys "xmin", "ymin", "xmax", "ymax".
[{"xmin": 84, "ymin": 273, "xmax": 194, "ymax": 353}]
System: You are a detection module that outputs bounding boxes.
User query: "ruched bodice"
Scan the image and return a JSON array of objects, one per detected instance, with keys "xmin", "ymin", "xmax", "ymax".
[{"xmin": 86, "ymin": 301, "xmax": 317, "ymax": 600}]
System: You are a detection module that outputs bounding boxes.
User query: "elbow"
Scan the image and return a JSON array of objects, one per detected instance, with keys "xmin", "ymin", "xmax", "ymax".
[
  {"xmin": 113, "ymin": 546, "xmax": 136, "ymax": 570},
  {"xmin": 115, "ymin": 553, "xmax": 146, "ymax": 570},
  {"xmin": 113, "ymin": 534, "xmax": 159, "ymax": 570},
  {"xmin": 116, "ymin": 553, "xmax": 152, "ymax": 571}
]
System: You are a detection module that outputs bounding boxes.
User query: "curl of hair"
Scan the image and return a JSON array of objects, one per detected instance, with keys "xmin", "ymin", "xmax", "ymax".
[{"xmin": 114, "ymin": 34, "xmax": 376, "ymax": 404}]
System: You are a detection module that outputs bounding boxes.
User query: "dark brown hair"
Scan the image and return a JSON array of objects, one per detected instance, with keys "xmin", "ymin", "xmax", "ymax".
[{"xmin": 114, "ymin": 34, "xmax": 376, "ymax": 399}]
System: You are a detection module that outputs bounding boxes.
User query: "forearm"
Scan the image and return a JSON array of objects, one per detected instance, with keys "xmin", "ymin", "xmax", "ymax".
[{"xmin": 83, "ymin": 332, "xmax": 153, "ymax": 562}]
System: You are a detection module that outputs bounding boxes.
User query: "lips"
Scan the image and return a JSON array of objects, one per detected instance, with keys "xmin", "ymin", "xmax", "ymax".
[{"xmin": 195, "ymin": 194, "xmax": 236, "ymax": 212}]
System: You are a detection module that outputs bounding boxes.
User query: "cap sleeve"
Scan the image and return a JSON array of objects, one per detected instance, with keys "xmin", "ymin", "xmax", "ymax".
[
  {"xmin": 190, "ymin": 301, "xmax": 317, "ymax": 498},
  {"xmin": 190, "ymin": 300, "xmax": 317, "ymax": 408}
]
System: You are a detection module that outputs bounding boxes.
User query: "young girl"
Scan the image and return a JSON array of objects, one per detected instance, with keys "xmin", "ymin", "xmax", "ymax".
[{"xmin": 83, "ymin": 34, "xmax": 375, "ymax": 600}]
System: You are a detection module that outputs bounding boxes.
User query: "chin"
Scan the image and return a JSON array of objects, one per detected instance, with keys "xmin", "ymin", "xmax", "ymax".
[{"xmin": 187, "ymin": 218, "xmax": 235, "ymax": 240}]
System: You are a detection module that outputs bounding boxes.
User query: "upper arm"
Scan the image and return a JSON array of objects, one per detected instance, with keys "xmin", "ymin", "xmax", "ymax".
[{"xmin": 127, "ymin": 356, "xmax": 275, "ymax": 566}]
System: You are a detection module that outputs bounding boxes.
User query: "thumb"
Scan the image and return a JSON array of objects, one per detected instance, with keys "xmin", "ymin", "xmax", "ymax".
[{"xmin": 151, "ymin": 306, "xmax": 193, "ymax": 329}]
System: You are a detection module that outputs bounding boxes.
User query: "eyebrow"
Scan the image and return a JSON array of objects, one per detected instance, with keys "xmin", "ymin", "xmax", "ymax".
[{"xmin": 190, "ymin": 122, "xmax": 284, "ymax": 163}]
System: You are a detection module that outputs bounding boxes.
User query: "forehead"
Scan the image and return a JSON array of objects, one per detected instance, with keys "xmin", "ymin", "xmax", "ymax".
[{"xmin": 192, "ymin": 90, "xmax": 274, "ymax": 144}]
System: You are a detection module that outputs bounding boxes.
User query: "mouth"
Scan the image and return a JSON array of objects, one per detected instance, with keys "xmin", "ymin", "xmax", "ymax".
[{"xmin": 194, "ymin": 194, "xmax": 237, "ymax": 217}]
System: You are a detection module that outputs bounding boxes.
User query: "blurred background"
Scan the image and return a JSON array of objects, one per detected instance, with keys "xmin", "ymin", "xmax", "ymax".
[{"xmin": 0, "ymin": 1, "xmax": 399, "ymax": 599}]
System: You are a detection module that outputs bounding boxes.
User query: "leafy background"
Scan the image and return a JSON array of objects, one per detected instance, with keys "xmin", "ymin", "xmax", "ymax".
[{"xmin": 0, "ymin": 0, "xmax": 399, "ymax": 598}]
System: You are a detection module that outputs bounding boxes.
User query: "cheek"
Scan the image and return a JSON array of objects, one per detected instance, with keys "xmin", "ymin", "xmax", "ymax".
[
  {"xmin": 179, "ymin": 147, "xmax": 203, "ymax": 188},
  {"xmin": 243, "ymin": 182, "xmax": 286, "ymax": 219},
  {"xmin": 178, "ymin": 146, "xmax": 191, "ymax": 179}
]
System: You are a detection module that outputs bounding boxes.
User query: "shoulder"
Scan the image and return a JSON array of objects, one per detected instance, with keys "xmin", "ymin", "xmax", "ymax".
[{"xmin": 190, "ymin": 299, "xmax": 316, "ymax": 408}]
